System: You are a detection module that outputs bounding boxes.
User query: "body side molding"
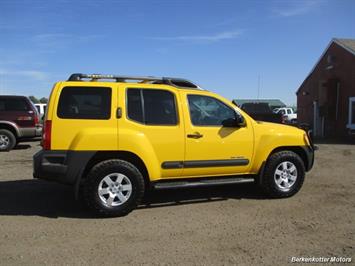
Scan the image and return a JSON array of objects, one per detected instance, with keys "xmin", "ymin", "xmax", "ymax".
[{"xmin": 161, "ymin": 158, "xmax": 249, "ymax": 169}]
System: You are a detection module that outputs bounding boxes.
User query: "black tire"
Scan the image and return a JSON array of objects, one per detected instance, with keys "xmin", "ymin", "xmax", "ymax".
[
  {"xmin": 82, "ymin": 159, "xmax": 145, "ymax": 217},
  {"xmin": 0, "ymin": 129, "xmax": 16, "ymax": 151},
  {"xmin": 261, "ymin": 151, "xmax": 305, "ymax": 198}
]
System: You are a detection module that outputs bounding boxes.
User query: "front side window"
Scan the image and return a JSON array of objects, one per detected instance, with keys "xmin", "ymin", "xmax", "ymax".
[
  {"xmin": 127, "ymin": 89, "xmax": 178, "ymax": 125},
  {"xmin": 57, "ymin": 86, "xmax": 111, "ymax": 119},
  {"xmin": 351, "ymin": 99, "xmax": 355, "ymax": 124},
  {"xmin": 188, "ymin": 95, "xmax": 236, "ymax": 126}
]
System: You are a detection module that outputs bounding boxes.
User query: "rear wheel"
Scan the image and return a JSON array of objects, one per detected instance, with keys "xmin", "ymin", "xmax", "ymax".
[
  {"xmin": 0, "ymin": 129, "xmax": 16, "ymax": 151},
  {"xmin": 82, "ymin": 159, "xmax": 145, "ymax": 217},
  {"xmin": 261, "ymin": 151, "xmax": 305, "ymax": 198}
]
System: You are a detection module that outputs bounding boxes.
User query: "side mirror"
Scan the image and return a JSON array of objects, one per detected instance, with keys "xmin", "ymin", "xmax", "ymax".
[
  {"xmin": 222, "ymin": 118, "xmax": 237, "ymax": 127},
  {"xmin": 236, "ymin": 115, "xmax": 245, "ymax": 126},
  {"xmin": 222, "ymin": 115, "xmax": 245, "ymax": 127}
]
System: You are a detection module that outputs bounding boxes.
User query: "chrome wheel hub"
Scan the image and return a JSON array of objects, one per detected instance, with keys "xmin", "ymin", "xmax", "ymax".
[
  {"xmin": 0, "ymin": 135, "xmax": 10, "ymax": 149},
  {"xmin": 274, "ymin": 161, "xmax": 298, "ymax": 192},
  {"xmin": 98, "ymin": 173, "xmax": 132, "ymax": 207}
]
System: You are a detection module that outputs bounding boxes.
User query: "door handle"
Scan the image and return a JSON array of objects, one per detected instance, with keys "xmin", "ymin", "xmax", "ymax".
[
  {"xmin": 116, "ymin": 107, "xmax": 122, "ymax": 118},
  {"xmin": 187, "ymin": 132, "xmax": 203, "ymax": 139}
]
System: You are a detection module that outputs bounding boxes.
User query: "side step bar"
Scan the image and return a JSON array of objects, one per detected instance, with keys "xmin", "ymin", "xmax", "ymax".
[{"xmin": 153, "ymin": 177, "xmax": 255, "ymax": 190}]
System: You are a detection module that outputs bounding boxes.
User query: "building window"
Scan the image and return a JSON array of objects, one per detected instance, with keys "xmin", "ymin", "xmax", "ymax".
[{"xmin": 347, "ymin": 97, "xmax": 355, "ymax": 130}]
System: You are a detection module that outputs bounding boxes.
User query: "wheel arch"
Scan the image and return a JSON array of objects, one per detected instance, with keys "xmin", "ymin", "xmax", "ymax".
[
  {"xmin": 268, "ymin": 146, "xmax": 309, "ymax": 170},
  {"xmin": 256, "ymin": 146, "xmax": 309, "ymax": 186},
  {"xmin": 0, "ymin": 121, "xmax": 19, "ymax": 138},
  {"xmin": 81, "ymin": 150, "xmax": 150, "ymax": 189}
]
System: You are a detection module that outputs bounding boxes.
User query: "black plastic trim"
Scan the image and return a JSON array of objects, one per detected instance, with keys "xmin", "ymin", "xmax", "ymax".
[
  {"xmin": 153, "ymin": 176, "xmax": 255, "ymax": 189},
  {"xmin": 301, "ymin": 145, "xmax": 315, "ymax": 172},
  {"xmin": 33, "ymin": 150, "xmax": 95, "ymax": 185},
  {"xmin": 162, "ymin": 161, "xmax": 184, "ymax": 169},
  {"xmin": 162, "ymin": 159, "xmax": 249, "ymax": 169}
]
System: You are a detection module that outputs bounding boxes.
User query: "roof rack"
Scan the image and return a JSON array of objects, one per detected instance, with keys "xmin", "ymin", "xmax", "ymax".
[{"xmin": 67, "ymin": 73, "xmax": 202, "ymax": 90}]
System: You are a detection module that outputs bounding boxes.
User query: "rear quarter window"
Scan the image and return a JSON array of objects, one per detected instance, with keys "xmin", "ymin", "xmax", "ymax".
[{"xmin": 57, "ymin": 86, "xmax": 111, "ymax": 119}]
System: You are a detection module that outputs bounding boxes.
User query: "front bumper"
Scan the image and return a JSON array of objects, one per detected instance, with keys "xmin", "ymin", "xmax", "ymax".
[
  {"xmin": 33, "ymin": 150, "xmax": 94, "ymax": 185},
  {"xmin": 301, "ymin": 145, "xmax": 315, "ymax": 172}
]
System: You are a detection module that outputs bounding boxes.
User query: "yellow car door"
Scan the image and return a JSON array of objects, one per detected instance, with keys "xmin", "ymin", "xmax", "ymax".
[
  {"xmin": 118, "ymin": 84, "xmax": 185, "ymax": 179},
  {"xmin": 180, "ymin": 91, "xmax": 254, "ymax": 177}
]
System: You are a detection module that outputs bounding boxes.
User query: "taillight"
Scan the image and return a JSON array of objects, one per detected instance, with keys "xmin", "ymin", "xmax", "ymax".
[
  {"xmin": 42, "ymin": 120, "xmax": 52, "ymax": 150},
  {"xmin": 34, "ymin": 113, "xmax": 39, "ymax": 125}
]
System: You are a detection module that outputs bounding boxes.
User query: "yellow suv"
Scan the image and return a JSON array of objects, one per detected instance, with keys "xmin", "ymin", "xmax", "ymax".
[{"xmin": 33, "ymin": 73, "xmax": 315, "ymax": 217}]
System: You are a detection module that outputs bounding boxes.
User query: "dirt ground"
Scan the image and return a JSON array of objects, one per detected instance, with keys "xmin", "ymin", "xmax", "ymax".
[{"xmin": 0, "ymin": 141, "xmax": 354, "ymax": 265}]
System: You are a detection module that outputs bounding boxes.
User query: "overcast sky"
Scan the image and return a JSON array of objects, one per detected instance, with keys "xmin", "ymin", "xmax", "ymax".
[{"xmin": 0, "ymin": 0, "xmax": 354, "ymax": 105}]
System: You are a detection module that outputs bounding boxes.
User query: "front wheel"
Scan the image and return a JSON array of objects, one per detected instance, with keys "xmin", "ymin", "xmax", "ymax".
[
  {"xmin": 261, "ymin": 151, "xmax": 305, "ymax": 198},
  {"xmin": 82, "ymin": 159, "xmax": 145, "ymax": 217}
]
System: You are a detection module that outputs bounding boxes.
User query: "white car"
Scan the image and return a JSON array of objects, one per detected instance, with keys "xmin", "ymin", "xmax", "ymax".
[
  {"xmin": 274, "ymin": 107, "xmax": 297, "ymax": 123},
  {"xmin": 34, "ymin": 103, "xmax": 47, "ymax": 122},
  {"xmin": 34, "ymin": 103, "xmax": 47, "ymax": 116}
]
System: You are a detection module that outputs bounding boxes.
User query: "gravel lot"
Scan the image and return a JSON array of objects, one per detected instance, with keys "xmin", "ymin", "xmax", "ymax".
[{"xmin": 0, "ymin": 141, "xmax": 354, "ymax": 265}]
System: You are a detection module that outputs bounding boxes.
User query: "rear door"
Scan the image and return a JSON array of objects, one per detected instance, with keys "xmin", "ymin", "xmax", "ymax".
[
  {"xmin": 181, "ymin": 92, "xmax": 254, "ymax": 177},
  {"xmin": 118, "ymin": 85, "xmax": 185, "ymax": 178}
]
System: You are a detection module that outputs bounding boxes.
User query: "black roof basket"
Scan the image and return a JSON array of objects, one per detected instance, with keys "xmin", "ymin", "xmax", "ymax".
[{"xmin": 67, "ymin": 73, "xmax": 202, "ymax": 90}]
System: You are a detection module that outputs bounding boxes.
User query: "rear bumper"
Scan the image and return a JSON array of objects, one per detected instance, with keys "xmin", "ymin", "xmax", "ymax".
[
  {"xmin": 33, "ymin": 150, "xmax": 94, "ymax": 185},
  {"xmin": 19, "ymin": 126, "xmax": 42, "ymax": 138},
  {"xmin": 35, "ymin": 126, "xmax": 42, "ymax": 137}
]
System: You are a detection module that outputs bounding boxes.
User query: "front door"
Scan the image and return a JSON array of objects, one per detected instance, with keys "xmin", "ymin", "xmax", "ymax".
[{"xmin": 181, "ymin": 92, "xmax": 254, "ymax": 177}]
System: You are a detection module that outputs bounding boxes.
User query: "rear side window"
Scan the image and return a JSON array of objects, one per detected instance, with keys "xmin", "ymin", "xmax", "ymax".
[
  {"xmin": 57, "ymin": 87, "xmax": 111, "ymax": 119},
  {"xmin": 127, "ymin": 89, "xmax": 143, "ymax": 123},
  {"xmin": 0, "ymin": 98, "xmax": 30, "ymax": 111},
  {"xmin": 127, "ymin": 89, "xmax": 178, "ymax": 125}
]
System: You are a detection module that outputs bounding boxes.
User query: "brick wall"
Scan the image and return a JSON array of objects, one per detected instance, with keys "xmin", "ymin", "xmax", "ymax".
[{"xmin": 297, "ymin": 42, "xmax": 355, "ymax": 137}]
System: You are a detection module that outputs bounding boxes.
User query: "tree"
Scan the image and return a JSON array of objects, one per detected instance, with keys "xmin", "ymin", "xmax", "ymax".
[
  {"xmin": 29, "ymin": 96, "xmax": 39, "ymax": 103},
  {"xmin": 39, "ymin": 97, "xmax": 48, "ymax": 103}
]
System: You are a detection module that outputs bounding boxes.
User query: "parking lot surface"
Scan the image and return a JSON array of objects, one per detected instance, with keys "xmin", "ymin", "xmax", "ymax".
[{"xmin": 0, "ymin": 141, "xmax": 354, "ymax": 265}]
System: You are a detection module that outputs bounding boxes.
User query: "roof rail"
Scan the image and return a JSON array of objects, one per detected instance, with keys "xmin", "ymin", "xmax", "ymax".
[{"xmin": 67, "ymin": 73, "xmax": 202, "ymax": 90}]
